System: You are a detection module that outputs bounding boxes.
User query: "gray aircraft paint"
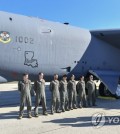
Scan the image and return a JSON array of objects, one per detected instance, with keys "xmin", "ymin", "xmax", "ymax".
[
  {"xmin": 0, "ymin": 11, "xmax": 91, "ymax": 75},
  {"xmin": 0, "ymin": 11, "xmax": 120, "ymax": 94}
]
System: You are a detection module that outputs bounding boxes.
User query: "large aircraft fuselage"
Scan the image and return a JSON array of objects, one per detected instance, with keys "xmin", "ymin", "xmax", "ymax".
[{"xmin": 0, "ymin": 11, "xmax": 120, "ymax": 82}]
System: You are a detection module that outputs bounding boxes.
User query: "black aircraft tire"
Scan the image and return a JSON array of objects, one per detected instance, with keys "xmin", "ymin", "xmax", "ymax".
[
  {"xmin": 99, "ymin": 83, "xmax": 117, "ymax": 98},
  {"xmin": 99, "ymin": 83, "xmax": 105, "ymax": 96}
]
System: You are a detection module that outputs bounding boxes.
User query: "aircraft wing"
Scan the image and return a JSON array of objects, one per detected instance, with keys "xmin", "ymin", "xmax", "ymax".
[
  {"xmin": 90, "ymin": 29, "xmax": 120, "ymax": 48},
  {"xmin": 89, "ymin": 70, "xmax": 120, "ymax": 94}
]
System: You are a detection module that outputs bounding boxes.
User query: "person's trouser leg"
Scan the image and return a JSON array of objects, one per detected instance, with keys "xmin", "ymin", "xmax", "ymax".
[
  {"xmin": 87, "ymin": 91, "xmax": 92, "ymax": 106},
  {"xmin": 56, "ymin": 96, "xmax": 60, "ymax": 112},
  {"xmin": 92, "ymin": 91, "xmax": 96, "ymax": 106},
  {"xmin": 73, "ymin": 90, "xmax": 77, "ymax": 108},
  {"xmin": 42, "ymin": 96, "xmax": 47, "ymax": 114},
  {"xmin": 69, "ymin": 91, "xmax": 73, "ymax": 109},
  {"xmin": 82, "ymin": 94, "xmax": 87, "ymax": 107},
  {"xmin": 65, "ymin": 94, "xmax": 69, "ymax": 110},
  {"xmin": 61, "ymin": 93, "xmax": 65, "ymax": 111},
  {"xmin": 26, "ymin": 96, "xmax": 32, "ymax": 115},
  {"xmin": 51, "ymin": 97, "xmax": 56, "ymax": 114},
  {"xmin": 19, "ymin": 96, "xmax": 26, "ymax": 116},
  {"xmin": 78, "ymin": 92, "xmax": 83, "ymax": 107},
  {"xmin": 34, "ymin": 96, "xmax": 40, "ymax": 115}
]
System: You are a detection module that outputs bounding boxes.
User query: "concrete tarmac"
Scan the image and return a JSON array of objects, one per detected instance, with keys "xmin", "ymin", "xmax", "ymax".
[{"xmin": 0, "ymin": 83, "xmax": 120, "ymax": 134}]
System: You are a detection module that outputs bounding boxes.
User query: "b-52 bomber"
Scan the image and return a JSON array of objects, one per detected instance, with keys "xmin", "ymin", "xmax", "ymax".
[{"xmin": 0, "ymin": 11, "xmax": 120, "ymax": 96}]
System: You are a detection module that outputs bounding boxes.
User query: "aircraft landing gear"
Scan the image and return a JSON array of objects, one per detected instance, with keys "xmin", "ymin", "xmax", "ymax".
[
  {"xmin": 99, "ymin": 82, "xmax": 112, "ymax": 96},
  {"xmin": 99, "ymin": 82, "xmax": 119, "ymax": 99}
]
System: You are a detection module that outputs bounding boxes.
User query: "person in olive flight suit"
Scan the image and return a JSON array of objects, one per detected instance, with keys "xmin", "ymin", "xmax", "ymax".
[
  {"xmin": 50, "ymin": 74, "xmax": 61, "ymax": 114},
  {"xmin": 59, "ymin": 74, "xmax": 69, "ymax": 112},
  {"xmin": 68, "ymin": 74, "xmax": 77, "ymax": 110},
  {"xmin": 86, "ymin": 75, "xmax": 96, "ymax": 107},
  {"xmin": 76, "ymin": 76, "xmax": 87, "ymax": 108},
  {"xmin": 34, "ymin": 73, "xmax": 48, "ymax": 117},
  {"xmin": 18, "ymin": 73, "xmax": 32, "ymax": 119}
]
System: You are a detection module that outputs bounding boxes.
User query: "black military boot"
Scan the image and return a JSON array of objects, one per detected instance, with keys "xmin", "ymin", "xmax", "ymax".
[
  {"xmin": 56, "ymin": 110, "xmax": 61, "ymax": 113},
  {"xmin": 43, "ymin": 111, "xmax": 48, "ymax": 115},
  {"xmin": 28, "ymin": 114, "xmax": 32, "ymax": 118},
  {"xmin": 18, "ymin": 115, "xmax": 23, "ymax": 119},
  {"xmin": 62, "ymin": 109, "xmax": 65, "ymax": 112}
]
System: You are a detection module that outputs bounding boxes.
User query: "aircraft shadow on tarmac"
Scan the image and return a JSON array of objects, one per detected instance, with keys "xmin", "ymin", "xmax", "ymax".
[
  {"xmin": 93, "ymin": 98, "xmax": 120, "ymax": 110},
  {"xmin": 1, "ymin": 89, "xmax": 120, "ymax": 110},
  {"xmin": 0, "ymin": 110, "xmax": 19, "ymax": 120},
  {"xmin": 0, "ymin": 85, "xmax": 50, "ymax": 107},
  {"xmin": 1, "ymin": 84, "xmax": 120, "ymax": 122},
  {"xmin": 0, "ymin": 90, "xmax": 20, "ymax": 107},
  {"xmin": 43, "ymin": 115, "xmax": 120, "ymax": 128},
  {"xmin": 0, "ymin": 109, "xmax": 41, "ymax": 120}
]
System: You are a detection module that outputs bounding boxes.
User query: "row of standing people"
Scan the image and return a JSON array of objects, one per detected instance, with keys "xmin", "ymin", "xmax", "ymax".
[{"xmin": 18, "ymin": 73, "xmax": 96, "ymax": 119}]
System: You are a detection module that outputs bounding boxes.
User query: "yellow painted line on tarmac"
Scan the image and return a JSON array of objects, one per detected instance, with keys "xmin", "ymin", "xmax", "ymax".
[{"xmin": 98, "ymin": 96, "xmax": 116, "ymax": 100}]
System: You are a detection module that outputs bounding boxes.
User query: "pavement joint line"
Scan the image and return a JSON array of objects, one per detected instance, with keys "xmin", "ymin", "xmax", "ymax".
[{"xmin": 39, "ymin": 126, "xmax": 69, "ymax": 134}]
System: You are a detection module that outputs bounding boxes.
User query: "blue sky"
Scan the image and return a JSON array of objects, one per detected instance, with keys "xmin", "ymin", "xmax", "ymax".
[{"xmin": 0, "ymin": 0, "xmax": 120, "ymax": 29}]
